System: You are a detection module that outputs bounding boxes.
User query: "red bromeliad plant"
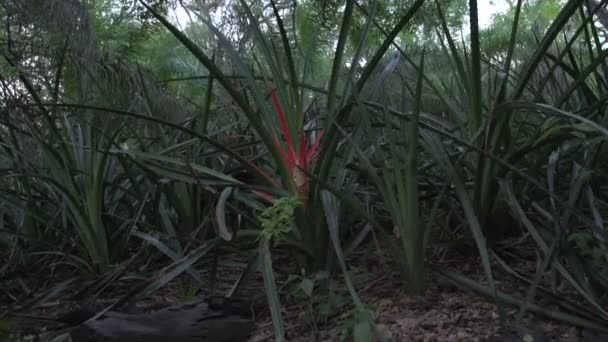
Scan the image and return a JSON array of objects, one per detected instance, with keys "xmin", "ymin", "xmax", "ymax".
[
  {"xmin": 237, "ymin": 89, "xmax": 322, "ymax": 204},
  {"xmin": 226, "ymin": 89, "xmax": 322, "ymax": 203},
  {"xmin": 270, "ymin": 89, "xmax": 323, "ymax": 199}
]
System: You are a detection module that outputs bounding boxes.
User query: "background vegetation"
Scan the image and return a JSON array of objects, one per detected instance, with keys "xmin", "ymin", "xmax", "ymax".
[{"xmin": 1, "ymin": 0, "xmax": 608, "ymax": 340}]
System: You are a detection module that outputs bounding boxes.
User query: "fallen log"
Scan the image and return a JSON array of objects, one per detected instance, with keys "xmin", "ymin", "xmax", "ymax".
[{"xmin": 67, "ymin": 298, "xmax": 254, "ymax": 342}]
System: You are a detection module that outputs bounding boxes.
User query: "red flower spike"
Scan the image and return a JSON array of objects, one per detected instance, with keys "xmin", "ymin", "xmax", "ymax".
[
  {"xmin": 270, "ymin": 89, "xmax": 297, "ymax": 169},
  {"xmin": 299, "ymin": 131, "xmax": 307, "ymax": 170},
  {"xmin": 306, "ymin": 132, "xmax": 324, "ymax": 162},
  {"xmin": 252, "ymin": 189, "xmax": 276, "ymax": 203},
  {"xmin": 274, "ymin": 137, "xmax": 293, "ymax": 170},
  {"xmin": 266, "ymin": 87, "xmax": 324, "ymax": 197}
]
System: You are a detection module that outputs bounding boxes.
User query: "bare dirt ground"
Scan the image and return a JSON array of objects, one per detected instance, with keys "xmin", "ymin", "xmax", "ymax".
[
  {"xmin": 249, "ymin": 240, "xmax": 604, "ymax": 341},
  {"xmin": 8, "ymin": 239, "xmax": 608, "ymax": 341}
]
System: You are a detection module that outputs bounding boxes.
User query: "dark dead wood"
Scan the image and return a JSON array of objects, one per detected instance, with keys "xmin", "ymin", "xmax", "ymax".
[{"xmin": 67, "ymin": 298, "xmax": 254, "ymax": 342}]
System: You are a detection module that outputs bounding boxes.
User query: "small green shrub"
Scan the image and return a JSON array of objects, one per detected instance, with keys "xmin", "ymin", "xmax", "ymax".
[
  {"xmin": 259, "ymin": 196, "xmax": 302, "ymax": 242},
  {"xmin": 337, "ymin": 307, "xmax": 376, "ymax": 342},
  {"xmin": 0, "ymin": 319, "xmax": 19, "ymax": 342},
  {"xmin": 569, "ymin": 232, "xmax": 608, "ymax": 263},
  {"xmin": 177, "ymin": 281, "xmax": 200, "ymax": 301}
]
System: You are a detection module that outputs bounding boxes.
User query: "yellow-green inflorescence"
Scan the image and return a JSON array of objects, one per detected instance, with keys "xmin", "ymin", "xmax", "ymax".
[{"xmin": 259, "ymin": 196, "xmax": 302, "ymax": 241}]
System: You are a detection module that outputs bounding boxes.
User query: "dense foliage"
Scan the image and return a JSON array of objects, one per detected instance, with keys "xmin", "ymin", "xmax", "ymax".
[{"xmin": 2, "ymin": 0, "xmax": 608, "ymax": 339}]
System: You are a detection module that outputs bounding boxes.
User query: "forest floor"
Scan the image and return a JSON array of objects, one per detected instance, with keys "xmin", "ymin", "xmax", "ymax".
[
  {"xmin": 7, "ymin": 237, "xmax": 607, "ymax": 341},
  {"xmin": 248, "ymin": 239, "xmax": 591, "ymax": 342}
]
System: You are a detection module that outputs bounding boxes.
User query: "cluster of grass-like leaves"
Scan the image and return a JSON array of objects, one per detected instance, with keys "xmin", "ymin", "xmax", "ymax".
[{"xmin": 2, "ymin": 0, "xmax": 608, "ymax": 340}]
